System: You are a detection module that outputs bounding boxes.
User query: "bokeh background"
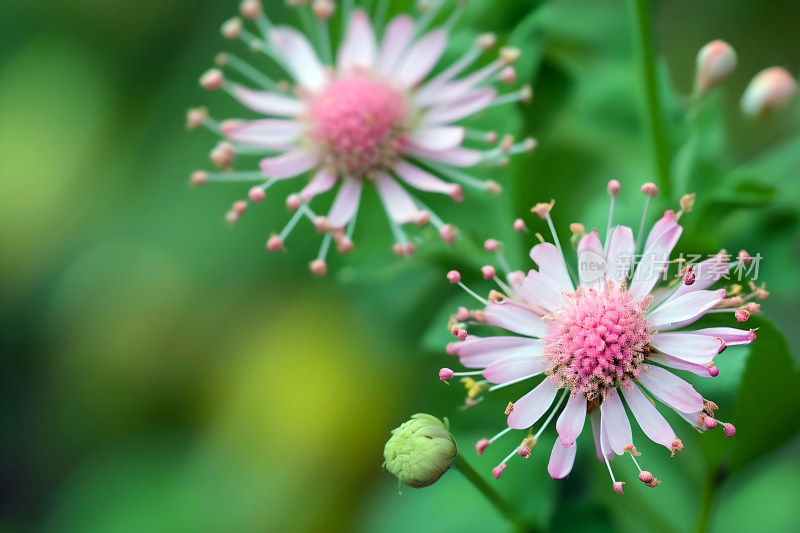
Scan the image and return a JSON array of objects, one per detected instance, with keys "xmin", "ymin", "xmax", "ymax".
[{"xmin": 2, "ymin": 0, "xmax": 800, "ymax": 531}]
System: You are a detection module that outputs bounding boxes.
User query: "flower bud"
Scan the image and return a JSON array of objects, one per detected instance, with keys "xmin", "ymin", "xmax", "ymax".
[
  {"xmin": 741, "ymin": 66, "xmax": 798, "ymax": 117},
  {"xmin": 383, "ymin": 414, "xmax": 457, "ymax": 488},
  {"xmin": 695, "ymin": 40, "xmax": 737, "ymax": 93}
]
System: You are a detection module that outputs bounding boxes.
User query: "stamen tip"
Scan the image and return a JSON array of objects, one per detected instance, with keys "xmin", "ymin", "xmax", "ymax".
[
  {"xmin": 249, "ymin": 186, "xmax": 266, "ymax": 203},
  {"xmin": 266, "ymin": 235, "xmax": 284, "ymax": 253},
  {"xmin": 286, "ymin": 194, "xmax": 302, "ymax": 212},
  {"xmin": 240, "ymin": 0, "xmax": 262, "ymax": 20},
  {"xmin": 190, "ymin": 170, "xmax": 208, "ymax": 187},
  {"xmin": 186, "ymin": 107, "xmax": 208, "ymax": 130},
  {"xmin": 200, "ymin": 69, "xmax": 224, "ymax": 91},
  {"xmin": 232, "ymin": 200, "xmax": 248, "ymax": 216},
  {"xmin": 439, "ymin": 368, "xmax": 454, "ymax": 382},
  {"xmin": 440, "ymin": 224, "xmax": 457, "ymax": 244},
  {"xmin": 221, "ymin": 17, "xmax": 243, "ymax": 40},
  {"xmin": 641, "ymin": 182, "xmax": 659, "ymax": 198},
  {"xmin": 476, "ymin": 438, "xmax": 490, "ymax": 455},
  {"xmin": 312, "ymin": 0, "xmax": 336, "ymax": 21},
  {"xmin": 607, "ymin": 179, "xmax": 621, "ymax": 197},
  {"xmin": 612, "ymin": 481, "xmax": 625, "ymax": 494},
  {"xmin": 724, "ymin": 423, "xmax": 736, "ymax": 437},
  {"xmin": 513, "ymin": 218, "xmax": 527, "ymax": 232},
  {"xmin": 485, "ymin": 180, "xmax": 502, "ymax": 195},
  {"xmin": 477, "ymin": 33, "xmax": 497, "ymax": 51},
  {"xmin": 484, "ymin": 239, "xmax": 499, "ymax": 252},
  {"xmin": 447, "ymin": 270, "xmax": 461, "ymax": 284},
  {"xmin": 492, "ymin": 463, "xmax": 507, "ymax": 479},
  {"xmin": 309, "ymin": 259, "xmax": 328, "ymax": 277},
  {"xmin": 481, "ymin": 265, "xmax": 496, "ymax": 280}
]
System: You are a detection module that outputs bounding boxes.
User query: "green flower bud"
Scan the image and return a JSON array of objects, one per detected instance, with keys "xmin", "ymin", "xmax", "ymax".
[{"xmin": 383, "ymin": 413, "xmax": 457, "ymax": 489}]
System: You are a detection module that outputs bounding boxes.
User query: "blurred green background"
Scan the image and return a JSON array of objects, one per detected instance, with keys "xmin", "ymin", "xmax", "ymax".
[{"xmin": 2, "ymin": 0, "xmax": 799, "ymax": 531}]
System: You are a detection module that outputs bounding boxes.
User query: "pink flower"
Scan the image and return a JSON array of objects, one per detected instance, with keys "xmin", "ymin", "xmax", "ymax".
[
  {"xmin": 442, "ymin": 182, "xmax": 763, "ymax": 492},
  {"xmin": 189, "ymin": 1, "xmax": 534, "ymax": 275}
]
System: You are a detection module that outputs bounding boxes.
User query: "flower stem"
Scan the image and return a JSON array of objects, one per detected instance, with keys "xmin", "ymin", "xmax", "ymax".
[
  {"xmin": 695, "ymin": 478, "xmax": 718, "ymax": 533},
  {"xmin": 454, "ymin": 453, "xmax": 534, "ymax": 531},
  {"xmin": 631, "ymin": 0, "xmax": 672, "ymax": 199}
]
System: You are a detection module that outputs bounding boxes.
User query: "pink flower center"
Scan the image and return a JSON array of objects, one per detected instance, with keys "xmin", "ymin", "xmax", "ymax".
[
  {"xmin": 544, "ymin": 281, "xmax": 653, "ymax": 402},
  {"xmin": 309, "ymin": 75, "xmax": 409, "ymax": 177}
]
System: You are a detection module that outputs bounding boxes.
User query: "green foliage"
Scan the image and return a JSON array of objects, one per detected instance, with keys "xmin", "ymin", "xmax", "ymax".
[{"xmin": 1, "ymin": 0, "xmax": 799, "ymax": 532}]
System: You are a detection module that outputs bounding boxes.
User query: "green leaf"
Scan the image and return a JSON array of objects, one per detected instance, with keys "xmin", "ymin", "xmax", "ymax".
[{"xmin": 728, "ymin": 315, "xmax": 799, "ymax": 472}]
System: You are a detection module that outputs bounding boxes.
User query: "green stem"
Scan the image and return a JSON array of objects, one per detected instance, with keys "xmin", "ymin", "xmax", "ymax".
[
  {"xmin": 695, "ymin": 479, "xmax": 717, "ymax": 533},
  {"xmin": 631, "ymin": 0, "xmax": 672, "ymax": 199},
  {"xmin": 454, "ymin": 453, "xmax": 534, "ymax": 532}
]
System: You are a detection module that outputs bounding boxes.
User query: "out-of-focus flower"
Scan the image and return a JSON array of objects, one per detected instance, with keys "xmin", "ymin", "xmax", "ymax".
[
  {"xmin": 440, "ymin": 182, "xmax": 763, "ymax": 493},
  {"xmin": 740, "ymin": 66, "xmax": 798, "ymax": 116},
  {"xmin": 383, "ymin": 413, "xmax": 457, "ymax": 489},
  {"xmin": 189, "ymin": 0, "xmax": 534, "ymax": 274},
  {"xmin": 695, "ymin": 39, "xmax": 736, "ymax": 93}
]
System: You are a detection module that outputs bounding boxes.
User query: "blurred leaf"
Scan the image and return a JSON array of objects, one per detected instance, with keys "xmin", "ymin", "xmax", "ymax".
[{"xmin": 728, "ymin": 315, "xmax": 799, "ymax": 471}]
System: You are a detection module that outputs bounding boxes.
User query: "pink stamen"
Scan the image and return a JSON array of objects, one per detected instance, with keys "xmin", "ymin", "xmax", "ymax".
[
  {"xmin": 249, "ymin": 186, "xmax": 266, "ymax": 202},
  {"xmin": 309, "ymin": 76, "xmax": 408, "ymax": 177},
  {"xmin": 309, "ymin": 259, "xmax": 328, "ymax": 277},
  {"xmin": 640, "ymin": 182, "xmax": 659, "ymax": 198},
  {"xmin": 476, "ymin": 439, "xmax": 490, "ymax": 455},
  {"xmin": 191, "ymin": 171, "xmax": 208, "ymax": 186},
  {"xmin": 492, "ymin": 463, "xmax": 507, "ymax": 479},
  {"xmin": 447, "ymin": 270, "xmax": 462, "ymax": 284}
]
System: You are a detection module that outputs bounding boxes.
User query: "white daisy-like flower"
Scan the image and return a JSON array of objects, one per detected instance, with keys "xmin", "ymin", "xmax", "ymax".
[
  {"xmin": 440, "ymin": 181, "xmax": 765, "ymax": 492},
  {"xmin": 189, "ymin": 0, "xmax": 534, "ymax": 275}
]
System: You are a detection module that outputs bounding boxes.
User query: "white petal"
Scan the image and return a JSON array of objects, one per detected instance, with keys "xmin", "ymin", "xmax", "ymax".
[
  {"xmin": 637, "ymin": 364, "xmax": 705, "ymax": 413},
  {"xmin": 374, "ymin": 173, "xmax": 419, "ymax": 224},
  {"xmin": 646, "ymin": 289, "xmax": 726, "ymax": 330},
  {"xmin": 663, "ymin": 254, "xmax": 732, "ymax": 304},
  {"xmin": 456, "ymin": 336, "xmax": 543, "ymax": 368},
  {"xmin": 644, "ymin": 212, "xmax": 680, "ymax": 252},
  {"xmin": 529, "ymin": 243, "xmax": 574, "ymax": 292},
  {"xmin": 621, "ymin": 384, "xmax": 677, "ymax": 450},
  {"xmin": 647, "ymin": 353, "xmax": 714, "ymax": 377},
  {"xmin": 421, "ymin": 88, "xmax": 497, "ymax": 125},
  {"xmin": 327, "ymin": 179, "xmax": 363, "ymax": 228},
  {"xmin": 483, "ymin": 355, "xmax": 546, "ymax": 384},
  {"xmin": 338, "ymin": 10, "xmax": 377, "ymax": 71},
  {"xmin": 233, "ymin": 86, "xmax": 305, "ymax": 116},
  {"xmin": 600, "ymin": 392, "xmax": 631, "ymax": 455},
  {"xmin": 378, "ymin": 15, "xmax": 415, "ymax": 74},
  {"xmin": 591, "ymin": 410, "xmax": 614, "ymax": 462},
  {"xmin": 394, "ymin": 29, "xmax": 448, "ymax": 87},
  {"xmin": 484, "ymin": 300, "xmax": 547, "ymax": 338},
  {"xmin": 650, "ymin": 332, "xmax": 723, "ymax": 363},
  {"xmin": 548, "ymin": 439, "xmax": 577, "ymax": 479},
  {"xmin": 605, "ymin": 225, "xmax": 635, "ymax": 283},
  {"xmin": 690, "ymin": 327, "xmax": 756, "ymax": 346},
  {"xmin": 556, "ymin": 394, "xmax": 587, "ymax": 447},
  {"xmin": 300, "ymin": 168, "xmax": 338, "ymax": 202},
  {"xmin": 577, "ymin": 230, "xmax": 605, "ymax": 288},
  {"xmin": 517, "ymin": 270, "xmax": 565, "ymax": 312},
  {"xmin": 507, "ymin": 378, "xmax": 558, "ymax": 429},
  {"xmin": 222, "ymin": 119, "xmax": 301, "ymax": 147},
  {"xmin": 270, "ymin": 26, "xmax": 327, "ymax": 91},
  {"xmin": 629, "ymin": 225, "xmax": 683, "ymax": 300},
  {"xmin": 392, "ymin": 159, "xmax": 454, "ymax": 195},
  {"xmin": 259, "ymin": 150, "xmax": 317, "ymax": 179},
  {"xmin": 404, "ymin": 145, "xmax": 483, "ymax": 167},
  {"xmin": 408, "ymin": 126, "xmax": 465, "ymax": 152}
]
